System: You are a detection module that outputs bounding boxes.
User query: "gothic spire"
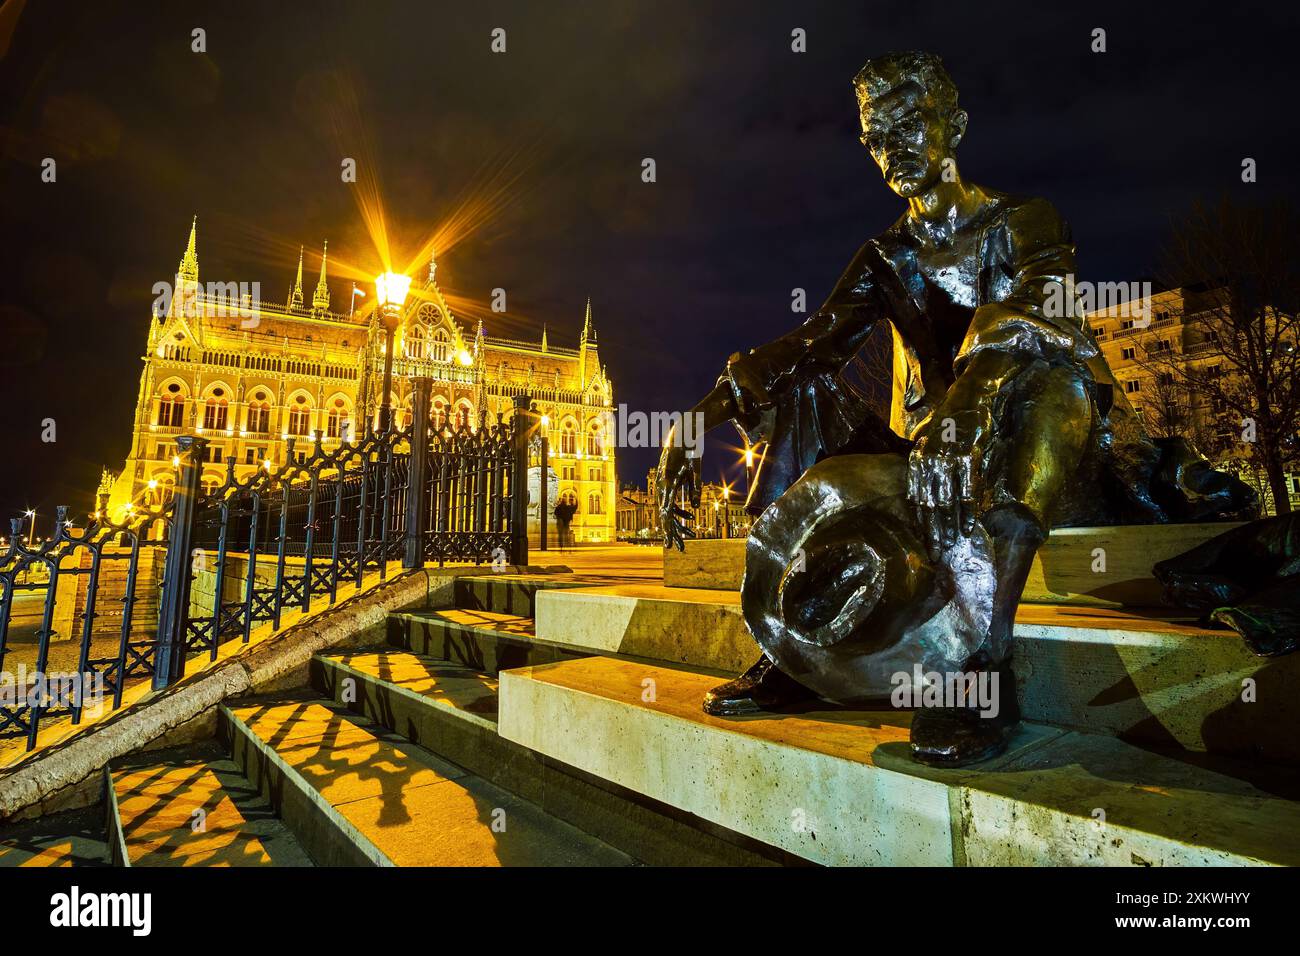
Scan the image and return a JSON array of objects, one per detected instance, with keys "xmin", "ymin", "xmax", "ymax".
[
  {"xmin": 178, "ymin": 215, "xmax": 198, "ymax": 282},
  {"xmin": 581, "ymin": 296, "xmax": 596, "ymax": 343},
  {"xmin": 312, "ymin": 241, "xmax": 331, "ymax": 313},
  {"xmin": 426, "ymin": 248, "xmax": 437, "ymax": 286},
  {"xmin": 287, "ymin": 246, "xmax": 305, "ymax": 311},
  {"xmin": 541, "ymin": 323, "xmax": 548, "ymax": 352}
]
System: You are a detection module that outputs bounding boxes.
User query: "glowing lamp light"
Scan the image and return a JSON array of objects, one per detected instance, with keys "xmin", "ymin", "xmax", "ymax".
[
  {"xmin": 457, "ymin": 349, "xmax": 473, "ymax": 366},
  {"xmin": 147, "ymin": 479, "xmax": 158, "ymax": 489},
  {"xmin": 172, "ymin": 455, "xmax": 181, "ymax": 467},
  {"xmin": 374, "ymin": 272, "xmax": 412, "ymax": 310},
  {"xmin": 744, "ymin": 446, "xmax": 755, "ymax": 467}
]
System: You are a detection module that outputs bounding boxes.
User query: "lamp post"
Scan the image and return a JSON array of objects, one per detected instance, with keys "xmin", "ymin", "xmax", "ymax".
[
  {"xmin": 722, "ymin": 485, "xmax": 731, "ymax": 539},
  {"xmin": 374, "ymin": 272, "xmax": 412, "ymax": 433},
  {"xmin": 538, "ymin": 412, "xmax": 549, "ymax": 552}
]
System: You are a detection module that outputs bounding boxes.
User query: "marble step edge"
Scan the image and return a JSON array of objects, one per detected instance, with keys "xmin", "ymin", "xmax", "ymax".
[
  {"xmin": 103, "ymin": 749, "xmax": 312, "ymax": 868},
  {"xmin": 219, "ymin": 700, "xmax": 395, "ymax": 867},
  {"xmin": 498, "ymin": 657, "xmax": 1300, "ymax": 867},
  {"xmin": 389, "ymin": 609, "xmax": 600, "ymax": 663},
  {"xmin": 308, "ymin": 649, "xmax": 796, "ymax": 866}
]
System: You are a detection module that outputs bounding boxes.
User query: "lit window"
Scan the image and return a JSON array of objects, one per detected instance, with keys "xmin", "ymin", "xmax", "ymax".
[
  {"xmin": 327, "ymin": 398, "xmax": 348, "ymax": 439},
  {"xmin": 156, "ymin": 395, "xmax": 184, "ymax": 429},
  {"xmin": 203, "ymin": 397, "xmax": 228, "ymax": 431},
  {"xmin": 288, "ymin": 395, "xmax": 311, "ymax": 436}
]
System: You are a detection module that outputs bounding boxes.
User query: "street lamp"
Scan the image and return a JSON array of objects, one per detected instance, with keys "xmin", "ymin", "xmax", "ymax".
[
  {"xmin": 538, "ymin": 410, "xmax": 549, "ymax": 552},
  {"xmin": 375, "ymin": 272, "xmax": 412, "ymax": 432},
  {"xmin": 722, "ymin": 485, "xmax": 731, "ymax": 539}
]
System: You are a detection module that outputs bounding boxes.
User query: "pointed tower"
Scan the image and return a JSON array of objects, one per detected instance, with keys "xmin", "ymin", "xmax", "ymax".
[
  {"xmin": 287, "ymin": 246, "xmax": 305, "ymax": 311},
  {"xmin": 170, "ymin": 215, "xmax": 200, "ymax": 318},
  {"xmin": 425, "ymin": 249, "xmax": 438, "ymax": 287},
  {"xmin": 541, "ymin": 323, "xmax": 548, "ymax": 353},
  {"xmin": 178, "ymin": 216, "xmax": 198, "ymax": 281},
  {"xmin": 581, "ymin": 297, "xmax": 596, "ymax": 345},
  {"xmin": 474, "ymin": 317, "xmax": 484, "ymax": 357},
  {"xmin": 578, "ymin": 297, "xmax": 598, "ymax": 382},
  {"xmin": 311, "ymin": 241, "xmax": 331, "ymax": 314}
]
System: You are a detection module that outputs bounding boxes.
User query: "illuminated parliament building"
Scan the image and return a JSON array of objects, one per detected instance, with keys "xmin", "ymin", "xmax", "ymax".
[{"xmin": 103, "ymin": 219, "xmax": 618, "ymax": 543}]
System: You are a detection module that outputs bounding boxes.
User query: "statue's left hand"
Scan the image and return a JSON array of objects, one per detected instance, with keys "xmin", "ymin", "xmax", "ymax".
[
  {"xmin": 656, "ymin": 439, "xmax": 701, "ymax": 552},
  {"xmin": 907, "ymin": 404, "xmax": 992, "ymax": 558}
]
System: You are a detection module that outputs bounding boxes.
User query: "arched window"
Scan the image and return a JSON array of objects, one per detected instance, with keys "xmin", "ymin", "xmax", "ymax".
[
  {"xmin": 559, "ymin": 490, "xmax": 577, "ymax": 508},
  {"xmin": 247, "ymin": 391, "xmax": 270, "ymax": 433},
  {"xmin": 406, "ymin": 325, "xmax": 425, "ymax": 358},
  {"xmin": 456, "ymin": 403, "xmax": 472, "ymax": 430},
  {"xmin": 157, "ymin": 388, "xmax": 184, "ymax": 427},
  {"xmin": 559, "ymin": 419, "xmax": 577, "ymax": 456},
  {"xmin": 147, "ymin": 476, "xmax": 175, "ymax": 507},
  {"xmin": 326, "ymin": 398, "xmax": 348, "ymax": 439},
  {"xmin": 287, "ymin": 395, "xmax": 311, "ymax": 436},
  {"xmin": 587, "ymin": 422, "xmax": 604, "ymax": 457},
  {"xmin": 203, "ymin": 395, "xmax": 228, "ymax": 431},
  {"xmin": 431, "ymin": 399, "xmax": 447, "ymax": 431},
  {"xmin": 430, "ymin": 329, "xmax": 450, "ymax": 363},
  {"xmin": 588, "ymin": 493, "xmax": 602, "ymax": 515}
]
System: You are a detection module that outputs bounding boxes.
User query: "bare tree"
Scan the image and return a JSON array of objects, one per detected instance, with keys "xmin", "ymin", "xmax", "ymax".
[
  {"xmin": 848, "ymin": 324, "xmax": 896, "ymax": 422},
  {"xmin": 1139, "ymin": 198, "xmax": 1300, "ymax": 514}
]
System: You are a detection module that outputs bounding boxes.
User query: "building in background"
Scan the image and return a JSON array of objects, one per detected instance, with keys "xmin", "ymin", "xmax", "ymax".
[
  {"xmin": 629, "ymin": 467, "xmax": 749, "ymax": 541},
  {"xmin": 106, "ymin": 219, "xmax": 618, "ymax": 543},
  {"xmin": 1086, "ymin": 285, "xmax": 1300, "ymax": 514}
]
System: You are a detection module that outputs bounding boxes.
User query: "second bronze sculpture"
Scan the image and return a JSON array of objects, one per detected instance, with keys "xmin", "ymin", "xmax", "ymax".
[{"xmin": 656, "ymin": 51, "xmax": 1255, "ymax": 767}]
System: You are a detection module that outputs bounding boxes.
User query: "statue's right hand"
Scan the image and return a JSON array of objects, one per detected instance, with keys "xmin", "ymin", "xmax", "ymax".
[{"xmin": 656, "ymin": 439, "xmax": 699, "ymax": 552}]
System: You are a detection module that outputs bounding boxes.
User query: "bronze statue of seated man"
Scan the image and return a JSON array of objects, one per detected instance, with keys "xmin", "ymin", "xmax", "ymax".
[{"xmin": 656, "ymin": 51, "xmax": 1255, "ymax": 767}]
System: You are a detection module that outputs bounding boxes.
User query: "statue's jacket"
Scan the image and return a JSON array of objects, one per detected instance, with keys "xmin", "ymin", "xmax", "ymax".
[{"xmin": 720, "ymin": 190, "xmax": 1171, "ymax": 524}]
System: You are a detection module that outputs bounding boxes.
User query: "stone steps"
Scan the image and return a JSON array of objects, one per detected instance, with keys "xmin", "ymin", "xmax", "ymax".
[
  {"xmin": 310, "ymin": 647, "xmax": 790, "ymax": 865},
  {"xmin": 530, "ymin": 582, "xmax": 1300, "ymax": 764},
  {"xmin": 498, "ymin": 655, "xmax": 1300, "ymax": 867},
  {"xmin": 389, "ymin": 607, "xmax": 592, "ymax": 674},
  {"xmin": 105, "ymin": 744, "xmax": 313, "ymax": 867},
  {"xmin": 219, "ymin": 691, "xmax": 635, "ymax": 866},
  {"xmin": 451, "ymin": 575, "xmax": 592, "ymax": 618},
  {"xmin": 0, "ymin": 806, "xmax": 109, "ymax": 867}
]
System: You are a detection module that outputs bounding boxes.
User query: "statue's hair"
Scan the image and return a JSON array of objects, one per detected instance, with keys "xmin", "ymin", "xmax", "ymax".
[{"xmin": 853, "ymin": 51, "xmax": 959, "ymax": 116}]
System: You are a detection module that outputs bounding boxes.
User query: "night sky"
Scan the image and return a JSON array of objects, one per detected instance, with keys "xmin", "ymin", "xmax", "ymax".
[{"xmin": 1, "ymin": 0, "xmax": 1297, "ymax": 525}]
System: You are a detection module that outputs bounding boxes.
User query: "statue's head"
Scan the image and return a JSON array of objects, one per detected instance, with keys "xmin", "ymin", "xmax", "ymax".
[{"xmin": 853, "ymin": 52, "xmax": 967, "ymax": 198}]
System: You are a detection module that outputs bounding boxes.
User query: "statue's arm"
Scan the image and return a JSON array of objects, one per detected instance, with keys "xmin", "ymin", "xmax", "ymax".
[
  {"xmin": 719, "ymin": 242, "xmax": 885, "ymax": 420},
  {"xmin": 956, "ymin": 197, "xmax": 1095, "ymax": 374}
]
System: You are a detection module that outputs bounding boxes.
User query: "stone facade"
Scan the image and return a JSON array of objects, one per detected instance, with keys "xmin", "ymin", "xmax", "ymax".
[{"xmin": 108, "ymin": 219, "xmax": 618, "ymax": 543}]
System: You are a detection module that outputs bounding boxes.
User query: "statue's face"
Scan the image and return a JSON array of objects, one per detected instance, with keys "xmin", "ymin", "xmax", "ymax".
[{"xmin": 859, "ymin": 80, "xmax": 959, "ymax": 198}]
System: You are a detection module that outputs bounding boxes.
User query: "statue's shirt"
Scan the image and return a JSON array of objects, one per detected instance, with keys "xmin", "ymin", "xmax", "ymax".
[{"xmin": 719, "ymin": 187, "xmax": 1145, "ymax": 514}]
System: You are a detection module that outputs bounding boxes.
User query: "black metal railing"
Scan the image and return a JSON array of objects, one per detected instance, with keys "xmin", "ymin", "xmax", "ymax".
[{"xmin": 0, "ymin": 384, "xmax": 535, "ymax": 751}]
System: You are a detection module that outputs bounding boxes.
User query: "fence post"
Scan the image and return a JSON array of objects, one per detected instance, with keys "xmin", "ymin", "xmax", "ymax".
[
  {"xmin": 154, "ymin": 434, "xmax": 206, "ymax": 689},
  {"xmin": 404, "ymin": 377, "xmax": 432, "ymax": 569},
  {"xmin": 510, "ymin": 394, "xmax": 532, "ymax": 567}
]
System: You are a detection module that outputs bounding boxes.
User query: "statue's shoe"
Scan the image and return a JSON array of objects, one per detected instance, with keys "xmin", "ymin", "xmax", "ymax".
[
  {"xmin": 909, "ymin": 667, "xmax": 1021, "ymax": 767},
  {"xmin": 703, "ymin": 655, "xmax": 818, "ymax": 716}
]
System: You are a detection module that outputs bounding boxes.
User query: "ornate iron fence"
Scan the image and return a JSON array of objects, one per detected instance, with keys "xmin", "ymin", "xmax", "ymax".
[{"xmin": 0, "ymin": 384, "xmax": 534, "ymax": 751}]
